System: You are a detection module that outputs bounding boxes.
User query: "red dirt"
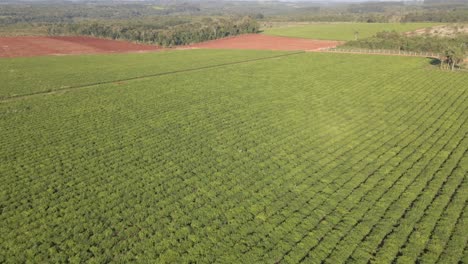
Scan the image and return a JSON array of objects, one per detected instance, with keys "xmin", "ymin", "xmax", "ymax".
[
  {"xmin": 1, "ymin": 34, "xmax": 341, "ymax": 58},
  {"xmin": 0, "ymin": 36, "xmax": 160, "ymax": 58},
  {"xmin": 187, "ymin": 34, "xmax": 342, "ymax": 51}
]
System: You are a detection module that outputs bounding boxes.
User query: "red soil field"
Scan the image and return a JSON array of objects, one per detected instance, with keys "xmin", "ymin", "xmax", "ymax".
[
  {"xmin": 0, "ymin": 36, "xmax": 160, "ymax": 58},
  {"xmin": 0, "ymin": 34, "xmax": 341, "ymax": 58},
  {"xmin": 187, "ymin": 34, "xmax": 342, "ymax": 51}
]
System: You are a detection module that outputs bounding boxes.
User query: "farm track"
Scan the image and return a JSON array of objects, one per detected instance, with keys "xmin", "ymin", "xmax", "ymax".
[{"xmin": 1, "ymin": 51, "xmax": 467, "ymax": 262}]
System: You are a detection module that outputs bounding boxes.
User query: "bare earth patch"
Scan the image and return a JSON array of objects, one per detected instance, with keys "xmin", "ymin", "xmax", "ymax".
[
  {"xmin": 0, "ymin": 36, "xmax": 161, "ymax": 58},
  {"xmin": 186, "ymin": 34, "xmax": 342, "ymax": 51},
  {"xmin": 1, "ymin": 34, "xmax": 342, "ymax": 58},
  {"xmin": 406, "ymin": 24, "xmax": 468, "ymax": 37}
]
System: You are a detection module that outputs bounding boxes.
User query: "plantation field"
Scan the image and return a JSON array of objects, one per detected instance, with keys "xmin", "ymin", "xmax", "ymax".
[
  {"xmin": 263, "ymin": 23, "xmax": 439, "ymax": 41},
  {"xmin": 1, "ymin": 51, "xmax": 467, "ymax": 263},
  {"xmin": 0, "ymin": 49, "xmax": 292, "ymax": 99}
]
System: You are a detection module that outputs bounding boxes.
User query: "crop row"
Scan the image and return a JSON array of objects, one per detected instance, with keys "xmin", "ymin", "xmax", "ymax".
[
  {"xmin": 287, "ymin": 80, "xmax": 468, "ymax": 263},
  {"xmin": 1, "ymin": 52, "xmax": 467, "ymax": 263},
  {"xmin": 237, "ymin": 70, "xmax": 464, "ymax": 263}
]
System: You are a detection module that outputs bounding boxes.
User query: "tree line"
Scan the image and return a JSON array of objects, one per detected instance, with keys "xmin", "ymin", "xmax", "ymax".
[
  {"xmin": 47, "ymin": 17, "xmax": 259, "ymax": 47},
  {"xmin": 343, "ymin": 31, "xmax": 468, "ymax": 70},
  {"xmin": 402, "ymin": 9, "xmax": 468, "ymax": 23},
  {"xmin": 0, "ymin": 2, "xmax": 204, "ymax": 25},
  {"xmin": 268, "ymin": 9, "xmax": 468, "ymax": 24}
]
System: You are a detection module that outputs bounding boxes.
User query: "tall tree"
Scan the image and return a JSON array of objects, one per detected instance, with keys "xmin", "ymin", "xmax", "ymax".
[{"xmin": 444, "ymin": 46, "xmax": 466, "ymax": 71}]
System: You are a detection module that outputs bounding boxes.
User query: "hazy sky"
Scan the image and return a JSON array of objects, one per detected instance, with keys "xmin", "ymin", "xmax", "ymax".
[{"xmin": 223, "ymin": 0, "xmax": 407, "ymax": 1}]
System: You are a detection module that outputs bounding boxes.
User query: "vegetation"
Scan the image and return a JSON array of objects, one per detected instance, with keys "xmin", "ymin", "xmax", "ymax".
[
  {"xmin": 343, "ymin": 31, "xmax": 468, "ymax": 70},
  {"xmin": 2, "ymin": 0, "xmax": 468, "ymax": 37},
  {"xmin": 1, "ymin": 0, "xmax": 468, "ymax": 262},
  {"xmin": 1, "ymin": 51, "xmax": 467, "ymax": 263},
  {"xmin": 0, "ymin": 2, "xmax": 202, "ymax": 24},
  {"xmin": 0, "ymin": 49, "xmax": 290, "ymax": 99},
  {"xmin": 402, "ymin": 7, "xmax": 468, "ymax": 23},
  {"xmin": 1, "ymin": 0, "xmax": 467, "ymax": 45},
  {"xmin": 0, "ymin": 23, "xmax": 49, "ymax": 36},
  {"xmin": 262, "ymin": 23, "xmax": 439, "ymax": 41},
  {"xmin": 0, "ymin": 1, "xmax": 262, "ymax": 43},
  {"xmin": 443, "ymin": 45, "xmax": 467, "ymax": 71},
  {"xmin": 266, "ymin": 1, "xmax": 468, "ymax": 23},
  {"xmin": 47, "ymin": 17, "xmax": 259, "ymax": 47}
]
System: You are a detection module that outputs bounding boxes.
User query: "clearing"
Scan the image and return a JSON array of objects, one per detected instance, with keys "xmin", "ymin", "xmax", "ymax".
[
  {"xmin": 0, "ymin": 34, "xmax": 341, "ymax": 58},
  {"xmin": 0, "ymin": 36, "xmax": 160, "ymax": 58},
  {"xmin": 406, "ymin": 24, "xmax": 468, "ymax": 37},
  {"xmin": 186, "ymin": 34, "xmax": 342, "ymax": 51}
]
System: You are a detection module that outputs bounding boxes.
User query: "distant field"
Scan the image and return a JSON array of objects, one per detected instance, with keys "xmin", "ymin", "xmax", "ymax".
[
  {"xmin": 1, "ymin": 51, "xmax": 467, "ymax": 263},
  {"xmin": 152, "ymin": 5, "xmax": 166, "ymax": 10},
  {"xmin": 263, "ymin": 23, "xmax": 439, "ymax": 41}
]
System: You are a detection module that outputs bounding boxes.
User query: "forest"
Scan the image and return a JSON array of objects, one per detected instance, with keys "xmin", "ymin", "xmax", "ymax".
[
  {"xmin": 2, "ymin": 1, "xmax": 468, "ymax": 25},
  {"xmin": 47, "ymin": 17, "xmax": 259, "ymax": 47},
  {"xmin": 1, "ymin": 0, "xmax": 468, "ymax": 45},
  {"xmin": 402, "ymin": 9, "xmax": 468, "ymax": 23}
]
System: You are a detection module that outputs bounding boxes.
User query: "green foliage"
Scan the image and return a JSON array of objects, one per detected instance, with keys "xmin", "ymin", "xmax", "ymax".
[
  {"xmin": 0, "ymin": 23, "xmax": 49, "ymax": 36},
  {"xmin": 343, "ymin": 31, "xmax": 468, "ymax": 70},
  {"xmin": 47, "ymin": 17, "xmax": 259, "ymax": 47},
  {"xmin": 0, "ymin": 2, "xmax": 201, "ymax": 24},
  {"xmin": 0, "ymin": 49, "xmax": 289, "ymax": 99},
  {"xmin": 1, "ymin": 51, "xmax": 467, "ymax": 262},
  {"xmin": 402, "ymin": 8, "xmax": 468, "ymax": 23},
  {"xmin": 344, "ymin": 31, "xmax": 468, "ymax": 52},
  {"xmin": 262, "ymin": 23, "xmax": 439, "ymax": 41},
  {"xmin": 443, "ymin": 45, "xmax": 467, "ymax": 70},
  {"xmin": 266, "ymin": 2, "xmax": 468, "ymax": 23}
]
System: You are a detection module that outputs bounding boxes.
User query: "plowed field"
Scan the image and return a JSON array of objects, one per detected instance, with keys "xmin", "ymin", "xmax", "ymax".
[
  {"xmin": 0, "ymin": 36, "xmax": 160, "ymax": 58},
  {"xmin": 188, "ymin": 34, "xmax": 341, "ymax": 51}
]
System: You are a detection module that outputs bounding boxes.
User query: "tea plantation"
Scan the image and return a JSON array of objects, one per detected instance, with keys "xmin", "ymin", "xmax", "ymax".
[
  {"xmin": 1, "ymin": 51, "xmax": 467, "ymax": 263},
  {"xmin": 0, "ymin": 49, "xmax": 293, "ymax": 99}
]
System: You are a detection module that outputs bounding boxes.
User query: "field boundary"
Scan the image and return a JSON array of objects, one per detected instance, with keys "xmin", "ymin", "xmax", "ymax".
[
  {"xmin": 1, "ymin": 51, "xmax": 305, "ymax": 102},
  {"xmin": 317, "ymin": 48, "xmax": 440, "ymax": 59}
]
